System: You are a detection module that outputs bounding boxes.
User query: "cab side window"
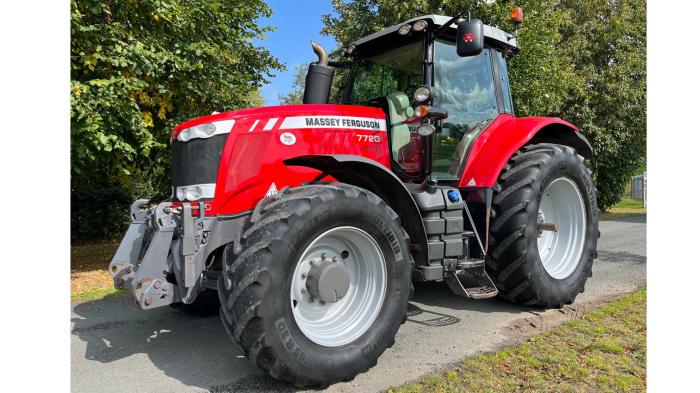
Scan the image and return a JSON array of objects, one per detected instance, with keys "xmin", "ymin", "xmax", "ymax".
[{"xmin": 495, "ymin": 50, "xmax": 514, "ymax": 114}]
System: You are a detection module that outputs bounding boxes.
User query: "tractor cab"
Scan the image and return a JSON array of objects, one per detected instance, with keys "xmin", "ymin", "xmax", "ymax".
[{"xmin": 337, "ymin": 15, "xmax": 519, "ymax": 183}]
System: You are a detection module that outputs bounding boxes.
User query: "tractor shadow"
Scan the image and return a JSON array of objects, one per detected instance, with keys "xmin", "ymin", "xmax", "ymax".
[
  {"xmin": 71, "ymin": 282, "xmax": 529, "ymax": 392},
  {"xmin": 71, "ymin": 296, "xmax": 296, "ymax": 393},
  {"xmin": 406, "ymin": 281, "xmax": 524, "ymax": 327}
]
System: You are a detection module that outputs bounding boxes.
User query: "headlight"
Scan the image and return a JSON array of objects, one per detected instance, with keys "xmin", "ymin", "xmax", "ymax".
[
  {"xmin": 412, "ymin": 20, "xmax": 428, "ymax": 32},
  {"xmin": 175, "ymin": 183, "xmax": 216, "ymax": 201},
  {"xmin": 416, "ymin": 124, "xmax": 436, "ymax": 136},
  {"xmin": 398, "ymin": 24, "xmax": 412, "ymax": 35},
  {"xmin": 413, "ymin": 85, "xmax": 432, "ymax": 103},
  {"xmin": 177, "ymin": 119, "xmax": 235, "ymax": 142}
]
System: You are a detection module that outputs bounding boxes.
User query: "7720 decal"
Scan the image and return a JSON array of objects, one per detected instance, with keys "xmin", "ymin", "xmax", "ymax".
[{"xmin": 356, "ymin": 134, "xmax": 382, "ymax": 143}]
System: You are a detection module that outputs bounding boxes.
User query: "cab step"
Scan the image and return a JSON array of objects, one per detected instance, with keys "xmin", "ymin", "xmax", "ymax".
[
  {"xmin": 463, "ymin": 285, "xmax": 498, "ymax": 299},
  {"xmin": 445, "ymin": 258, "xmax": 498, "ymax": 300}
]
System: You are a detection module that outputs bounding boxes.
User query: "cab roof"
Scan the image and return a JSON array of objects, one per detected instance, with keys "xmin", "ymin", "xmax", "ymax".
[{"xmin": 350, "ymin": 14, "xmax": 518, "ymax": 52}]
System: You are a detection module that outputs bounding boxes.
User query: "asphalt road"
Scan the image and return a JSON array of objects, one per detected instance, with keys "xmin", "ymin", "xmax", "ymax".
[{"xmin": 71, "ymin": 215, "xmax": 646, "ymax": 393}]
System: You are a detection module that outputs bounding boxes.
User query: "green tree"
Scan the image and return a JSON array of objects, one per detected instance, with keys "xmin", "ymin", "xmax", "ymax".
[
  {"xmin": 71, "ymin": 0, "xmax": 282, "ymax": 239},
  {"xmin": 557, "ymin": 0, "xmax": 647, "ymax": 208},
  {"xmin": 279, "ymin": 64, "xmax": 308, "ymax": 104},
  {"xmin": 321, "ymin": 0, "xmax": 646, "ymax": 209}
]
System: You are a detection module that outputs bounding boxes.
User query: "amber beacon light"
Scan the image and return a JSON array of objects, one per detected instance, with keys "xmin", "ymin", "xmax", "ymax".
[{"xmin": 511, "ymin": 7, "xmax": 524, "ymax": 26}]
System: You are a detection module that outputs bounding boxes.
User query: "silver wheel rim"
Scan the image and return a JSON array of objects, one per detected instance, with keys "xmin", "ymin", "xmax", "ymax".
[
  {"xmin": 290, "ymin": 226, "xmax": 387, "ymax": 347},
  {"xmin": 537, "ymin": 177, "xmax": 587, "ymax": 279}
]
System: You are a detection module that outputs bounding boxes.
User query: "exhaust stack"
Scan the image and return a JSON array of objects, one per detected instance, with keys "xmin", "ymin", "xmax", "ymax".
[{"xmin": 303, "ymin": 41, "xmax": 335, "ymax": 104}]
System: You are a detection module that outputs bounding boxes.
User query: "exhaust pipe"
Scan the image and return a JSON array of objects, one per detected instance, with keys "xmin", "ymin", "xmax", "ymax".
[
  {"xmin": 303, "ymin": 41, "xmax": 335, "ymax": 104},
  {"xmin": 311, "ymin": 41, "xmax": 328, "ymax": 66}
]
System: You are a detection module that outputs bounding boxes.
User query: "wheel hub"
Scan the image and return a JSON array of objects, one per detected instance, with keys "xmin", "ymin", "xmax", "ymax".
[
  {"xmin": 305, "ymin": 258, "xmax": 350, "ymax": 303},
  {"xmin": 290, "ymin": 226, "xmax": 387, "ymax": 347},
  {"xmin": 536, "ymin": 177, "xmax": 587, "ymax": 279}
]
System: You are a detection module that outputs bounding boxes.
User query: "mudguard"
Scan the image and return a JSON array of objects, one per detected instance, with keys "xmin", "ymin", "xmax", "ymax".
[
  {"xmin": 459, "ymin": 115, "xmax": 593, "ymax": 188},
  {"xmin": 284, "ymin": 154, "xmax": 429, "ymax": 266}
]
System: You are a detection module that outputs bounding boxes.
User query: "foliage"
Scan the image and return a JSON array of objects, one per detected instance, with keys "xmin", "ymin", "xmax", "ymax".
[
  {"xmin": 601, "ymin": 198, "xmax": 646, "ymax": 221},
  {"xmin": 279, "ymin": 64, "xmax": 308, "ymax": 104},
  {"xmin": 557, "ymin": 0, "xmax": 647, "ymax": 209},
  {"xmin": 321, "ymin": 0, "xmax": 646, "ymax": 208},
  {"xmin": 71, "ymin": 0, "xmax": 282, "ymax": 239}
]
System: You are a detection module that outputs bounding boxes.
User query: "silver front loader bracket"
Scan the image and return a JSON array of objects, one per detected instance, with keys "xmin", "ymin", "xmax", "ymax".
[
  {"xmin": 108, "ymin": 199, "xmax": 149, "ymax": 289},
  {"xmin": 130, "ymin": 202, "xmax": 177, "ymax": 309}
]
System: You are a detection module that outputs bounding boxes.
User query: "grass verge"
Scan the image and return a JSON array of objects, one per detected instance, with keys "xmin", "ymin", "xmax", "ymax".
[
  {"xmin": 389, "ymin": 289, "xmax": 646, "ymax": 393},
  {"xmin": 71, "ymin": 240, "xmax": 120, "ymax": 302},
  {"xmin": 601, "ymin": 198, "xmax": 646, "ymax": 220},
  {"xmin": 71, "ymin": 287, "xmax": 126, "ymax": 302}
]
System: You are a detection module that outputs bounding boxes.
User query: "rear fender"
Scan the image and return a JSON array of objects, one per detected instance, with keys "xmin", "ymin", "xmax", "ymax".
[
  {"xmin": 459, "ymin": 115, "xmax": 593, "ymax": 188},
  {"xmin": 284, "ymin": 154, "xmax": 429, "ymax": 266}
]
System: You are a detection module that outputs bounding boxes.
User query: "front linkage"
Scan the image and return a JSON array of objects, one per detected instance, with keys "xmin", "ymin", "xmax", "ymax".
[{"xmin": 108, "ymin": 199, "xmax": 245, "ymax": 309}]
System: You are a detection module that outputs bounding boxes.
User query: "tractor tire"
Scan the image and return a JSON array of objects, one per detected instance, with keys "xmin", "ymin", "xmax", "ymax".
[
  {"xmin": 486, "ymin": 143, "xmax": 598, "ymax": 308},
  {"xmin": 217, "ymin": 183, "xmax": 413, "ymax": 388}
]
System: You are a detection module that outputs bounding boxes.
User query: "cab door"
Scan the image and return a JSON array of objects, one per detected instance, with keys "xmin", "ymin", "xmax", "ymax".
[{"xmin": 431, "ymin": 39, "xmax": 509, "ymax": 180}]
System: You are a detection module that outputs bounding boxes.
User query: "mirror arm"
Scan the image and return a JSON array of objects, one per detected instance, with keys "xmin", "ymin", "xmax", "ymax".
[{"xmin": 432, "ymin": 11, "xmax": 468, "ymax": 37}]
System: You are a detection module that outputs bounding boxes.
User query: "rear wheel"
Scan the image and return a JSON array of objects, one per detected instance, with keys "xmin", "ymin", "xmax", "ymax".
[
  {"xmin": 487, "ymin": 144, "xmax": 598, "ymax": 307},
  {"xmin": 218, "ymin": 183, "xmax": 412, "ymax": 388}
]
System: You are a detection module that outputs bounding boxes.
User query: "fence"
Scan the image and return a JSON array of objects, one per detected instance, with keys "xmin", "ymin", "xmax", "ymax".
[{"xmin": 630, "ymin": 172, "xmax": 647, "ymax": 207}]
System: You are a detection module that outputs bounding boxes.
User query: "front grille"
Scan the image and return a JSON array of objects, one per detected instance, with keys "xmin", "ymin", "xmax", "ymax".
[{"xmin": 171, "ymin": 134, "xmax": 228, "ymax": 188}]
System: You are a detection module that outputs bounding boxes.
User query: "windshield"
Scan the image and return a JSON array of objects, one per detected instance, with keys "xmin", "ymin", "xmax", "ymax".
[{"xmin": 346, "ymin": 40, "xmax": 424, "ymax": 104}]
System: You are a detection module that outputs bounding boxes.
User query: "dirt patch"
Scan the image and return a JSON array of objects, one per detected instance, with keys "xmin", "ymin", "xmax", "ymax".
[
  {"xmin": 71, "ymin": 240, "xmax": 120, "ymax": 299},
  {"xmin": 500, "ymin": 291, "xmax": 635, "ymax": 340}
]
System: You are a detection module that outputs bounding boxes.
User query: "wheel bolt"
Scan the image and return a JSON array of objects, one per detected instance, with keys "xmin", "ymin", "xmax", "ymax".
[
  {"xmin": 319, "ymin": 300, "xmax": 326, "ymax": 305},
  {"xmin": 301, "ymin": 272, "xmax": 307, "ymax": 279},
  {"xmin": 332, "ymin": 257, "xmax": 338, "ymax": 263}
]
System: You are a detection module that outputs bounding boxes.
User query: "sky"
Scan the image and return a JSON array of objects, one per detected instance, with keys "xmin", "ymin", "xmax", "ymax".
[{"xmin": 254, "ymin": 0, "xmax": 339, "ymax": 106}]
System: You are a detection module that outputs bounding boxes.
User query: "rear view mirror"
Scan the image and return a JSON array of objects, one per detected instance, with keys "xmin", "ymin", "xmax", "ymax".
[{"xmin": 456, "ymin": 19, "xmax": 484, "ymax": 57}]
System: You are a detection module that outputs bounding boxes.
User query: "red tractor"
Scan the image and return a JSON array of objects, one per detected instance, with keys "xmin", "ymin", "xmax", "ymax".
[{"xmin": 108, "ymin": 14, "xmax": 598, "ymax": 387}]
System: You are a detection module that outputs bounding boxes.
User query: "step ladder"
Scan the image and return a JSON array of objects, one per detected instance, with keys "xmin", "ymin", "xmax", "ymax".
[{"xmin": 445, "ymin": 258, "xmax": 498, "ymax": 300}]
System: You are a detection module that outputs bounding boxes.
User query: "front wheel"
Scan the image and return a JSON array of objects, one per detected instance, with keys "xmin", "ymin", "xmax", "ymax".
[
  {"xmin": 487, "ymin": 144, "xmax": 599, "ymax": 307},
  {"xmin": 218, "ymin": 183, "xmax": 412, "ymax": 388}
]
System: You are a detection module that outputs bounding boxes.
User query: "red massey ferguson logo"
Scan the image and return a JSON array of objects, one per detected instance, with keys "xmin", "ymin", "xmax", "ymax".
[{"xmin": 463, "ymin": 32, "xmax": 475, "ymax": 42}]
